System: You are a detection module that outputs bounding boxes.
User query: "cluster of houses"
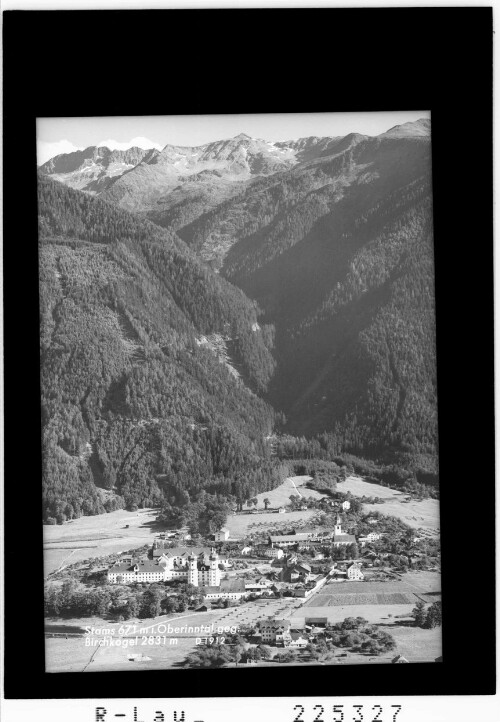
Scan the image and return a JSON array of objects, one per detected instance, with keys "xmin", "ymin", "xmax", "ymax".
[
  {"xmin": 267, "ymin": 515, "xmax": 356, "ymax": 550},
  {"xmin": 250, "ymin": 617, "xmax": 411, "ymax": 664},
  {"xmin": 105, "ymin": 513, "xmax": 378, "ymax": 604},
  {"xmin": 254, "ymin": 616, "xmax": 339, "ymax": 649},
  {"xmin": 106, "ymin": 543, "xmax": 333, "ymax": 601},
  {"xmin": 238, "ymin": 521, "xmax": 381, "ymax": 560}
]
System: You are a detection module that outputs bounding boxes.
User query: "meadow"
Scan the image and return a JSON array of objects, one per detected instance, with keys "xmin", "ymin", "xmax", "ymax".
[
  {"xmin": 44, "ymin": 508, "xmax": 161, "ymax": 576},
  {"xmin": 338, "ymin": 476, "xmax": 440, "ymax": 532}
]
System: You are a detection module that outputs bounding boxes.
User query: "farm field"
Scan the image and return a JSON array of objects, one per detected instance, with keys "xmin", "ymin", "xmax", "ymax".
[
  {"xmin": 400, "ymin": 570, "xmax": 441, "ymax": 599},
  {"xmin": 44, "ymin": 508, "xmax": 161, "ymax": 577},
  {"xmin": 288, "ymin": 568, "xmax": 442, "ymax": 662},
  {"xmin": 308, "ymin": 591, "xmax": 417, "ymax": 606},
  {"xmin": 303, "ymin": 580, "xmax": 426, "ymax": 608},
  {"xmin": 45, "ymin": 637, "xmax": 99, "ymax": 673},
  {"xmin": 45, "ymin": 610, "xmax": 220, "ymax": 673},
  {"xmin": 45, "ymin": 600, "xmax": 305, "ymax": 672},
  {"xmin": 338, "ymin": 476, "xmax": 439, "ymax": 532},
  {"xmin": 225, "ymin": 508, "xmax": 316, "ymax": 538},
  {"xmin": 86, "ymin": 636, "xmax": 198, "ymax": 672},
  {"xmin": 290, "ymin": 602, "xmax": 417, "ymax": 627}
]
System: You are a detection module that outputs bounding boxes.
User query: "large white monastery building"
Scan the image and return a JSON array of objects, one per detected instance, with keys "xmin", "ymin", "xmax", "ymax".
[{"xmin": 107, "ymin": 547, "xmax": 222, "ymax": 586}]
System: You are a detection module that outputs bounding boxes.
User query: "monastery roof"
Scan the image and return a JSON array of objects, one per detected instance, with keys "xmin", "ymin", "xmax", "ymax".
[
  {"xmin": 332, "ymin": 534, "xmax": 356, "ymax": 543},
  {"xmin": 110, "ymin": 560, "xmax": 166, "ymax": 573},
  {"xmin": 157, "ymin": 547, "xmax": 212, "ymax": 557}
]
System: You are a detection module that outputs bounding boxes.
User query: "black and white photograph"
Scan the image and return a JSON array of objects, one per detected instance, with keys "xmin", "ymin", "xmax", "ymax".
[
  {"xmin": 2, "ymin": 5, "xmax": 496, "ymax": 719},
  {"xmin": 38, "ymin": 111, "xmax": 442, "ymax": 672}
]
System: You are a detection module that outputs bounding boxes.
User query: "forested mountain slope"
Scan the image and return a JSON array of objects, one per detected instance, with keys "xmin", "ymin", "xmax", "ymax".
[
  {"xmin": 39, "ymin": 119, "xmax": 438, "ymax": 496},
  {"xmin": 139, "ymin": 129, "xmax": 437, "ymax": 463},
  {"xmin": 38, "ymin": 177, "xmax": 285, "ymax": 523}
]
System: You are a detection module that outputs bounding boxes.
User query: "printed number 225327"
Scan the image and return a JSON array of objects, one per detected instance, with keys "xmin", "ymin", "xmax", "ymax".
[{"xmin": 292, "ymin": 705, "xmax": 403, "ymax": 722}]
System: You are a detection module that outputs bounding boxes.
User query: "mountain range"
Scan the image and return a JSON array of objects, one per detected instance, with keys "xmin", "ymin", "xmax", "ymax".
[{"xmin": 38, "ymin": 118, "xmax": 437, "ymax": 521}]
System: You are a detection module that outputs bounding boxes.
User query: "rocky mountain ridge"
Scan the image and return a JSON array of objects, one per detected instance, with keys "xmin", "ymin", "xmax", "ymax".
[
  {"xmin": 39, "ymin": 119, "xmax": 430, "ymax": 206},
  {"xmin": 38, "ymin": 145, "xmax": 159, "ymax": 194}
]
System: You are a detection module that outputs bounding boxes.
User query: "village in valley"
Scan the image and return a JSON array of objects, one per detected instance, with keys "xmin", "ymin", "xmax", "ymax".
[{"xmin": 44, "ymin": 473, "xmax": 442, "ymax": 671}]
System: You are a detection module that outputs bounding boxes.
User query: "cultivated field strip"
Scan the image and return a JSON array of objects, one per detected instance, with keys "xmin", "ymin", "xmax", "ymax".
[
  {"xmin": 304, "ymin": 579, "xmax": 433, "ymax": 607},
  {"xmin": 310, "ymin": 592, "xmax": 418, "ymax": 606}
]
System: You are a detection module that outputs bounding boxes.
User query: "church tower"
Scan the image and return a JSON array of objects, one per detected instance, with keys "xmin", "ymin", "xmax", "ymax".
[
  {"xmin": 209, "ymin": 549, "xmax": 220, "ymax": 587},
  {"xmin": 188, "ymin": 554, "xmax": 198, "ymax": 587},
  {"xmin": 334, "ymin": 515, "xmax": 343, "ymax": 536}
]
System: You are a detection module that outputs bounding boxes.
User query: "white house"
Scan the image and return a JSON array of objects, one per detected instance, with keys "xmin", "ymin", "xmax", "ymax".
[
  {"xmin": 277, "ymin": 507, "xmax": 286, "ymax": 514},
  {"xmin": 341, "ymin": 500, "xmax": 351, "ymax": 511},
  {"xmin": 240, "ymin": 546, "xmax": 252, "ymax": 555},
  {"xmin": 259, "ymin": 618, "xmax": 292, "ymax": 645},
  {"xmin": 289, "ymin": 632, "xmax": 309, "ymax": 648},
  {"xmin": 264, "ymin": 547, "xmax": 284, "ymax": 559},
  {"xmin": 214, "ymin": 528, "xmax": 230, "ymax": 542},
  {"xmin": 347, "ymin": 562, "xmax": 364, "ymax": 581},
  {"xmin": 358, "ymin": 532, "xmax": 382, "ymax": 546}
]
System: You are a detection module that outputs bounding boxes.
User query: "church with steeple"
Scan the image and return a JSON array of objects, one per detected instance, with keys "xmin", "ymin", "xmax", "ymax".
[{"xmin": 331, "ymin": 514, "xmax": 356, "ymax": 547}]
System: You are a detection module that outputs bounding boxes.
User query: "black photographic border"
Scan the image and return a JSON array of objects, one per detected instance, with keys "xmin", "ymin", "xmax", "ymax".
[{"xmin": 3, "ymin": 7, "xmax": 495, "ymax": 700}]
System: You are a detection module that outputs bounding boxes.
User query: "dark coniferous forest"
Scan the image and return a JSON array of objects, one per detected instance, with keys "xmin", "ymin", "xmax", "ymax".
[
  {"xmin": 38, "ymin": 120, "xmax": 438, "ymax": 525},
  {"xmin": 39, "ymin": 177, "xmax": 286, "ymax": 524}
]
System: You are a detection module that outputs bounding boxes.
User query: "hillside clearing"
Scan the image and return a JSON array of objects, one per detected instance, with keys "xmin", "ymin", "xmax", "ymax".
[
  {"xmin": 339, "ymin": 476, "xmax": 440, "ymax": 532},
  {"xmin": 251, "ymin": 475, "xmax": 324, "ymax": 509}
]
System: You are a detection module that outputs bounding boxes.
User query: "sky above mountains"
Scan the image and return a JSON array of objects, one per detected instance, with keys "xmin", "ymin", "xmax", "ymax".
[{"xmin": 37, "ymin": 111, "xmax": 430, "ymax": 165}]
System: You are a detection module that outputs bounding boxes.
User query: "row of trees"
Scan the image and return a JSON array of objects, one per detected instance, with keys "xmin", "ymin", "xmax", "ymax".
[{"xmin": 44, "ymin": 578, "xmax": 209, "ymax": 620}]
